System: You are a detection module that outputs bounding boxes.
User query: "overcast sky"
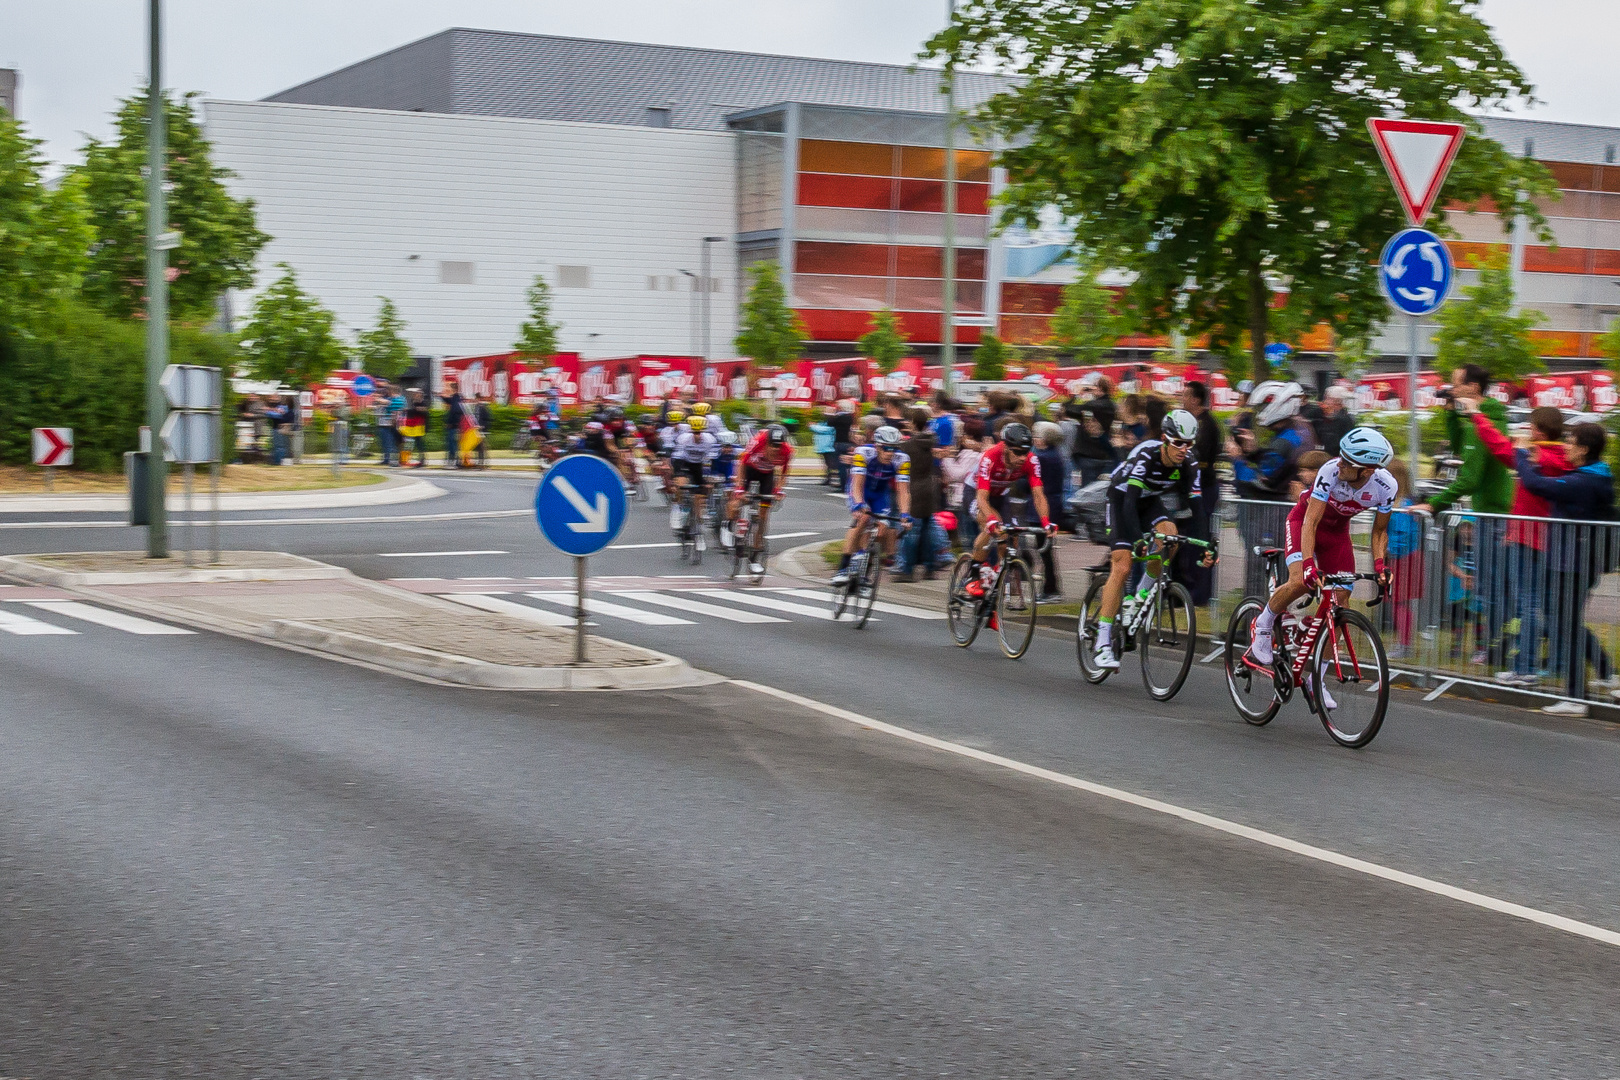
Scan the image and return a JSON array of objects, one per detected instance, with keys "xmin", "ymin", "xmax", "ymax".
[{"xmin": 5, "ymin": 0, "xmax": 1615, "ymax": 171}]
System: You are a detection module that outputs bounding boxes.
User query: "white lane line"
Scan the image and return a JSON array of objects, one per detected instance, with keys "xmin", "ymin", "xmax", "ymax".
[
  {"xmin": 689, "ymin": 589, "xmax": 848, "ymax": 621},
  {"xmin": 733, "ymin": 680, "xmax": 1620, "ymax": 950},
  {"xmin": 376, "ymin": 550, "xmax": 508, "ymax": 558},
  {"xmin": 0, "ymin": 509, "xmax": 536, "ymax": 531},
  {"xmin": 440, "ymin": 592, "xmax": 574, "ymax": 627},
  {"xmin": 765, "ymin": 587, "xmax": 945, "ymax": 621},
  {"xmin": 22, "ymin": 601, "xmax": 194, "ymax": 635},
  {"xmin": 610, "ymin": 591, "xmax": 788, "ymax": 624},
  {"xmin": 766, "ymin": 531, "xmax": 821, "ymax": 541},
  {"xmin": 526, "ymin": 592, "xmax": 693, "ymax": 626},
  {"xmin": 0, "ymin": 609, "xmax": 78, "ymax": 635},
  {"xmin": 609, "ymin": 541, "xmax": 681, "ymax": 550}
]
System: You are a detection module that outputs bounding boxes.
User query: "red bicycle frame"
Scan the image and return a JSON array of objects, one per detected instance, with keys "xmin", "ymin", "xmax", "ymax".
[{"xmin": 1244, "ymin": 573, "xmax": 1374, "ymax": 694}]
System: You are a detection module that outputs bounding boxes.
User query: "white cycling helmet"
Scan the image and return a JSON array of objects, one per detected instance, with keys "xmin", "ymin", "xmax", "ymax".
[
  {"xmin": 1161, "ymin": 408, "xmax": 1199, "ymax": 443},
  {"xmin": 873, "ymin": 425, "xmax": 902, "ymax": 447},
  {"xmin": 1338, "ymin": 426, "xmax": 1394, "ymax": 468},
  {"xmin": 717, "ymin": 430, "xmax": 739, "ymax": 446},
  {"xmin": 1249, "ymin": 380, "xmax": 1304, "ymax": 427}
]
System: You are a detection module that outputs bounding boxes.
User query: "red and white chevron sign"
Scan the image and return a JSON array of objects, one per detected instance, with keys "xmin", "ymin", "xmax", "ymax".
[{"xmin": 31, "ymin": 427, "xmax": 73, "ymax": 467}]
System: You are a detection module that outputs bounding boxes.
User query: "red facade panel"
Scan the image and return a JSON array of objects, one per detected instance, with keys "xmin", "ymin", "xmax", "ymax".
[
  {"xmin": 1000, "ymin": 282, "xmax": 1064, "ymax": 316},
  {"xmin": 796, "ymin": 308, "xmax": 982, "ymax": 346},
  {"xmin": 797, "ymin": 172, "xmax": 893, "ymax": 209},
  {"xmin": 795, "ymin": 241, "xmax": 891, "ymax": 277}
]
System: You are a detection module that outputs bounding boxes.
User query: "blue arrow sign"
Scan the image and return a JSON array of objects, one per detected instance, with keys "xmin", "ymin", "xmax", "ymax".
[
  {"xmin": 351, "ymin": 374, "xmax": 375, "ymax": 397},
  {"xmin": 535, "ymin": 454, "xmax": 628, "ymax": 557},
  {"xmin": 1380, "ymin": 227, "xmax": 1453, "ymax": 317}
]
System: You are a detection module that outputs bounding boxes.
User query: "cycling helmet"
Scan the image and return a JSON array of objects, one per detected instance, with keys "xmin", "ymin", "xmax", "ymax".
[
  {"xmin": 691, "ymin": 402, "xmax": 712, "ymax": 417},
  {"xmin": 717, "ymin": 430, "xmax": 739, "ymax": 446},
  {"xmin": 1161, "ymin": 408, "xmax": 1199, "ymax": 443},
  {"xmin": 766, "ymin": 424, "xmax": 788, "ymax": 445},
  {"xmin": 667, "ymin": 410, "xmax": 685, "ymax": 424},
  {"xmin": 1338, "ymin": 426, "xmax": 1394, "ymax": 468},
  {"xmin": 584, "ymin": 421, "xmax": 604, "ymax": 433},
  {"xmin": 1000, "ymin": 422, "xmax": 1033, "ymax": 450},
  {"xmin": 873, "ymin": 425, "xmax": 902, "ymax": 447},
  {"xmin": 608, "ymin": 406, "xmax": 625, "ymax": 421},
  {"xmin": 1249, "ymin": 380, "xmax": 1304, "ymax": 427}
]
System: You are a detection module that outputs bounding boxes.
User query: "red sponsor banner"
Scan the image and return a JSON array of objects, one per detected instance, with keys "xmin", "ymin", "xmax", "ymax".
[
  {"xmin": 1351, "ymin": 370, "xmax": 1615, "ymax": 413},
  {"xmin": 439, "ymin": 352, "xmax": 586, "ymax": 406},
  {"xmin": 767, "ymin": 359, "xmax": 871, "ymax": 406},
  {"xmin": 1587, "ymin": 371, "xmax": 1617, "ymax": 412}
]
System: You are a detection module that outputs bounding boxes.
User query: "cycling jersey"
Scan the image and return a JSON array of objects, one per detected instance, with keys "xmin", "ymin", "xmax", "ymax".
[
  {"xmin": 656, "ymin": 425, "xmax": 682, "ymax": 456},
  {"xmin": 1109, "ymin": 440, "xmax": 1203, "ymax": 500},
  {"xmin": 849, "ymin": 445, "xmax": 910, "ymax": 514},
  {"xmin": 670, "ymin": 429, "xmax": 719, "ymax": 464},
  {"xmin": 740, "ymin": 432, "xmax": 793, "ymax": 474},
  {"xmin": 975, "ymin": 442, "xmax": 1042, "ymax": 499},
  {"xmin": 1308, "ymin": 458, "xmax": 1397, "ymax": 521},
  {"xmin": 710, "ymin": 447, "xmax": 738, "ymax": 483}
]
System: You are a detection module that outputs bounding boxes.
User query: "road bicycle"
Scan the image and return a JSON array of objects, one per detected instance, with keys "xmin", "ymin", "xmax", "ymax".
[
  {"xmin": 1223, "ymin": 546, "xmax": 1390, "ymax": 748},
  {"xmin": 945, "ymin": 524, "xmax": 1048, "ymax": 659},
  {"xmin": 670, "ymin": 481, "xmax": 709, "ymax": 565},
  {"xmin": 830, "ymin": 509, "xmax": 910, "ymax": 628},
  {"xmin": 1077, "ymin": 532, "xmax": 1218, "ymax": 701},
  {"xmin": 727, "ymin": 489, "xmax": 776, "ymax": 585}
]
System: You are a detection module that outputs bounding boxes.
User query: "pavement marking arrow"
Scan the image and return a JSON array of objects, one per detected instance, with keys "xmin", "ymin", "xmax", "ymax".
[{"xmin": 550, "ymin": 475, "xmax": 610, "ymax": 533}]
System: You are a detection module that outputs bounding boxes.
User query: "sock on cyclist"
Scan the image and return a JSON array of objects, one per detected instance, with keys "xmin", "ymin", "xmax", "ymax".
[
  {"xmin": 836, "ymin": 554, "xmax": 850, "ymax": 571},
  {"xmin": 1097, "ymin": 619, "xmax": 1113, "ymax": 645},
  {"xmin": 1254, "ymin": 606, "xmax": 1278, "ymax": 633}
]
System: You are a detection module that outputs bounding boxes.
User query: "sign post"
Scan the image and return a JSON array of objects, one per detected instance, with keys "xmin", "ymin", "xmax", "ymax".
[
  {"xmin": 161, "ymin": 364, "xmax": 223, "ymax": 565},
  {"xmin": 31, "ymin": 428, "xmax": 73, "ymax": 490},
  {"xmin": 534, "ymin": 454, "xmax": 628, "ymax": 663}
]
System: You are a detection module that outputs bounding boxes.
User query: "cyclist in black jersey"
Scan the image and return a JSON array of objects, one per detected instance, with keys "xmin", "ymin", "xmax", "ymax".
[{"xmin": 1091, "ymin": 408, "xmax": 1215, "ymax": 670}]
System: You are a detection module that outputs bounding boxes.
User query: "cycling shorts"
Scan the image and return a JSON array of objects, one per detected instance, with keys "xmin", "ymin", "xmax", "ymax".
[
  {"xmin": 1285, "ymin": 500, "xmax": 1356, "ymax": 578},
  {"xmin": 1105, "ymin": 490, "xmax": 1170, "ymax": 551},
  {"xmin": 737, "ymin": 464, "xmax": 778, "ymax": 496},
  {"xmin": 976, "ymin": 493, "xmax": 1008, "ymax": 524},
  {"xmin": 675, "ymin": 459, "xmax": 708, "ymax": 486}
]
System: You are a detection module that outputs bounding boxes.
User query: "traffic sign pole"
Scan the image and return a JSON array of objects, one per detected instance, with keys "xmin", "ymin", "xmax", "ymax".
[
  {"xmin": 145, "ymin": 0, "xmax": 168, "ymax": 558},
  {"xmin": 1407, "ymin": 315, "xmax": 1420, "ymax": 488},
  {"xmin": 534, "ymin": 454, "xmax": 630, "ymax": 665},
  {"xmin": 575, "ymin": 556, "xmax": 588, "ymax": 663}
]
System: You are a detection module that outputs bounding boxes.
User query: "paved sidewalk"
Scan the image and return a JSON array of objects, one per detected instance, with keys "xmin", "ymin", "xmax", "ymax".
[
  {"xmin": 0, "ymin": 552, "xmax": 712, "ymax": 691},
  {"xmin": 0, "ymin": 473, "xmax": 443, "ymax": 514}
]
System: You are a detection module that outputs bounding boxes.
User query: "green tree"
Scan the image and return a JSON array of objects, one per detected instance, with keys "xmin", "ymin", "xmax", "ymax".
[
  {"xmin": 240, "ymin": 264, "xmax": 347, "ymax": 387},
  {"xmin": 0, "ymin": 116, "xmax": 93, "ymax": 337},
  {"xmin": 1045, "ymin": 264, "xmax": 1121, "ymax": 365},
  {"xmin": 927, "ymin": 1, "xmax": 1554, "ymax": 383},
  {"xmin": 1433, "ymin": 252, "xmax": 1544, "ymax": 383},
  {"xmin": 735, "ymin": 261, "xmax": 807, "ymax": 368},
  {"xmin": 858, "ymin": 308, "xmax": 910, "ymax": 373},
  {"xmin": 1598, "ymin": 316, "xmax": 1620, "ymax": 372},
  {"xmin": 77, "ymin": 88, "xmax": 268, "ymax": 322},
  {"xmin": 972, "ymin": 331, "xmax": 1012, "ymax": 380},
  {"xmin": 514, "ymin": 275, "xmax": 562, "ymax": 360},
  {"xmin": 355, "ymin": 297, "xmax": 414, "ymax": 379}
]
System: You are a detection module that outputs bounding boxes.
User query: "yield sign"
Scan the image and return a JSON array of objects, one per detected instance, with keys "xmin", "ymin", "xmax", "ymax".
[
  {"xmin": 31, "ymin": 427, "xmax": 73, "ymax": 467},
  {"xmin": 1367, "ymin": 118, "xmax": 1467, "ymax": 227}
]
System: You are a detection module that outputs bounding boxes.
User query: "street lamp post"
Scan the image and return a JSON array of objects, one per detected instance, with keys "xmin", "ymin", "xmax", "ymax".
[
  {"xmin": 145, "ymin": 0, "xmax": 169, "ymax": 557},
  {"xmin": 678, "ymin": 269, "xmax": 698, "ymax": 355},
  {"xmin": 700, "ymin": 236, "xmax": 725, "ymax": 395},
  {"xmin": 940, "ymin": 0, "xmax": 958, "ymax": 395}
]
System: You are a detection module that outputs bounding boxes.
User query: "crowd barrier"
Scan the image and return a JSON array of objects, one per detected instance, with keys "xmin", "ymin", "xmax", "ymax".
[{"xmin": 1205, "ymin": 500, "xmax": 1620, "ymax": 708}]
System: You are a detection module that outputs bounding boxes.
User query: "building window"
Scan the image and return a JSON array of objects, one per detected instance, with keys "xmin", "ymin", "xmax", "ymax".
[
  {"xmin": 646, "ymin": 106, "xmax": 672, "ymax": 128},
  {"xmin": 557, "ymin": 265, "xmax": 591, "ymax": 289},
  {"xmin": 439, "ymin": 261, "xmax": 475, "ymax": 285}
]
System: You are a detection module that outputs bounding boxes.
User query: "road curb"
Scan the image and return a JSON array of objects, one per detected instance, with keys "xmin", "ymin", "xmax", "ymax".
[
  {"xmin": 0, "ymin": 473, "xmax": 444, "ymax": 514},
  {"xmin": 0, "ymin": 552, "xmax": 351, "ymax": 587}
]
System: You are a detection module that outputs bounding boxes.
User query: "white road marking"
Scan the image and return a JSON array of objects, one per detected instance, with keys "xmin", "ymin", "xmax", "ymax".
[
  {"xmin": 0, "ymin": 509, "xmax": 535, "ymax": 531},
  {"xmin": 376, "ymin": 550, "xmax": 508, "ymax": 557},
  {"xmin": 734, "ymin": 680, "xmax": 1620, "ymax": 950},
  {"xmin": 610, "ymin": 591, "xmax": 788, "ymax": 624},
  {"xmin": 766, "ymin": 531, "xmax": 821, "ymax": 541},
  {"xmin": 22, "ymin": 601, "xmax": 194, "ymax": 635},
  {"xmin": 765, "ymin": 588, "xmax": 945, "ymax": 621},
  {"xmin": 440, "ymin": 592, "xmax": 573, "ymax": 627},
  {"xmin": 526, "ymin": 592, "xmax": 693, "ymax": 626},
  {"xmin": 0, "ymin": 609, "xmax": 78, "ymax": 635},
  {"xmin": 609, "ymin": 541, "xmax": 681, "ymax": 550},
  {"xmin": 689, "ymin": 589, "xmax": 847, "ymax": 621}
]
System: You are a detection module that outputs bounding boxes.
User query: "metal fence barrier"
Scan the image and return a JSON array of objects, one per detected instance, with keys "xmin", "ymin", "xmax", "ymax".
[{"xmin": 1207, "ymin": 499, "xmax": 1620, "ymax": 709}]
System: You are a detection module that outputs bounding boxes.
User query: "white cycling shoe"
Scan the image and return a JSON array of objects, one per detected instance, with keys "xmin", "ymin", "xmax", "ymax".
[
  {"xmin": 1248, "ymin": 627, "xmax": 1274, "ymax": 665},
  {"xmin": 1092, "ymin": 640, "xmax": 1121, "ymax": 670}
]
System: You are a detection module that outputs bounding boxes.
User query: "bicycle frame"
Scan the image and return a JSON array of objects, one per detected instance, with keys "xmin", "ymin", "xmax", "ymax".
[{"xmin": 1244, "ymin": 572, "xmax": 1379, "ymax": 696}]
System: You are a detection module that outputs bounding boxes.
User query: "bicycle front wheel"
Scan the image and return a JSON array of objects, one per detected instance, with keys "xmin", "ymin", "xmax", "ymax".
[
  {"xmin": 1225, "ymin": 597, "xmax": 1281, "ymax": 725},
  {"xmin": 852, "ymin": 546, "xmax": 880, "ymax": 628},
  {"xmin": 946, "ymin": 554, "xmax": 983, "ymax": 648},
  {"xmin": 1140, "ymin": 581, "xmax": 1197, "ymax": 701},
  {"xmin": 996, "ymin": 556, "xmax": 1039, "ymax": 659},
  {"xmin": 1311, "ymin": 608, "xmax": 1389, "ymax": 748},
  {"xmin": 1076, "ymin": 572, "xmax": 1112, "ymax": 684}
]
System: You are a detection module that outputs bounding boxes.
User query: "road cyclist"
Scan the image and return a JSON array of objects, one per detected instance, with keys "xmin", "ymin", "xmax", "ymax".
[
  {"xmin": 725, "ymin": 423, "xmax": 794, "ymax": 577},
  {"xmin": 830, "ymin": 425, "xmax": 913, "ymax": 588},
  {"xmin": 668, "ymin": 414, "xmax": 719, "ymax": 557},
  {"xmin": 962, "ymin": 422, "xmax": 1056, "ymax": 600}
]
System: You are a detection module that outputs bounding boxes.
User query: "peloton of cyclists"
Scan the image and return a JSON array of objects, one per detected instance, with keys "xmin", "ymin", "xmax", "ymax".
[{"xmin": 830, "ymin": 425, "xmax": 912, "ymax": 587}]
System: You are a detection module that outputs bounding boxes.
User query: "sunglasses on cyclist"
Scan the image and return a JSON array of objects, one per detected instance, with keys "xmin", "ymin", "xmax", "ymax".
[{"xmin": 1164, "ymin": 438, "xmax": 1193, "ymax": 451}]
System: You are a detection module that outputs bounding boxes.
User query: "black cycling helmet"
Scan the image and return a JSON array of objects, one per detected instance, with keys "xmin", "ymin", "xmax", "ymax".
[
  {"xmin": 608, "ymin": 406, "xmax": 625, "ymax": 421},
  {"xmin": 766, "ymin": 424, "xmax": 788, "ymax": 445},
  {"xmin": 1000, "ymin": 422, "xmax": 1033, "ymax": 450}
]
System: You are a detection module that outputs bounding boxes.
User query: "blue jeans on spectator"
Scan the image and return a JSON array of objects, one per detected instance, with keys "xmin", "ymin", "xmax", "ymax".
[
  {"xmin": 898, "ymin": 517, "xmax": 939, "ymax": 576},
  {"xmin": 821, "ymin": 451, "xmax": 839, "ymax": 486},
  {"xmin": 833, "ymin": 442, "xmax": 853, "ymax": 492},
  {"xmin": 1508, "ymin": 543, "xmax": 1547, "ymax": 676},
  {"xmin": 377, "ymin": 426, "xmax": 397, "ymax": 466},
  {"xmin": 271, "ymin": 428, "xmax": 290, "ymax": 465}
]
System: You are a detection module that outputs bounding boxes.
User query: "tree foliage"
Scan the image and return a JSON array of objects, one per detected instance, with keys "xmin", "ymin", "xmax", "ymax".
[
  {"xmin": 0, "ymin": 115, "xmax": 93, "ymax": 337},
  {"xmin": 355, "ymin": 297, "xmax": 414, "ymax": 379},
  {"xmin": 514, "ymin": 274, "xmax": 562, "ymax": 360},
  {"xmin": 972, "ymin": 331, "xmax": 1012, "ymax": 379},
  {"xmin": 240, "ymin": 264, "xmax": 347, "ymax": 388},
  {"xmin": 735, "ymin": 261, "xmax": 807, "ymax": 368},
  {"xmin": 77, "ymin": 88, "xmax": 268, "ymax": 323},
  {"xmin": 1598, "ymin": 316, "xmax": 1620, "ymax": 372},
  {"xmin": 1433, "ymin": 252, "xmax": 1544, "ymax": 383},
  {"xmin": 1046, "ymin": 264, "xmax": 1122, "ymax": 365},
  {"xmin": 926, "ymin": 0, "xmax": 1555, "ymax": 382},
  {"xmin": 858, "ymin": 308, "xmax": 910, "ymax": 372}
]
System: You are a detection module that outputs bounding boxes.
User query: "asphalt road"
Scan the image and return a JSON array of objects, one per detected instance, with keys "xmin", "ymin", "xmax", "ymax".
[{"xmin": 4, "ymin": 468, "xmax": 1620, "ymax": 1074}]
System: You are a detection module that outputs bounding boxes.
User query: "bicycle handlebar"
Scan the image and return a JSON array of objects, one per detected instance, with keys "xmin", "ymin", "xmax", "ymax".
[{"xmin": 1320, "ymin": 570, "xmax": 1388, "ymax": 608}]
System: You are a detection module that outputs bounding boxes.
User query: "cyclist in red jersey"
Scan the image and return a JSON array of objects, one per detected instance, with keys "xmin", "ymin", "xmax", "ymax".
[
  {"xmin": 727, "ymin": 424, "xmax": 793, "ymax": 573},
  {"xmin": 965, "ymin": 424, "xmax": 1054, "ymax": 597}
]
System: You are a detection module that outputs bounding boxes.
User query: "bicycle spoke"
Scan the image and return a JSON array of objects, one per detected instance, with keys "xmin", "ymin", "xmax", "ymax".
[{"xmin": 1312, "ymin": 611, "xmax": 1389, "ymax": 748}]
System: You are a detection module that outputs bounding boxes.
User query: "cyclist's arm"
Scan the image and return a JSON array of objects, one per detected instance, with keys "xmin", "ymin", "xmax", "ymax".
[
  {"xmin": 1299, "ymin": 495, "xmax": 1328, "ymax": 562},
  {"xmin": 1117, "ymin": 480, "xmax": 1147, "ymax": 542},
  {"xmin": 897, "ymin": 477, "xmax": 911, "ymax": 518},
  {"xmin": 1370, "ymin": 509, "xmax": 1391, "ymax": 565},
  {"xmin": 849, "ymin": 470, "xmax": 866, "ymax": 507}
]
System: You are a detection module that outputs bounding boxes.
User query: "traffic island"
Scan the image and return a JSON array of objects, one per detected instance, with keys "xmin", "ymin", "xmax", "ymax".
[{"xmin": 0, "ymin": 552, "xmax": 715, "ymax": 692}]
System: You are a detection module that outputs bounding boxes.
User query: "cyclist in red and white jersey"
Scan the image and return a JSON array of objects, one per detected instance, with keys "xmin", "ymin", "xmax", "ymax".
[
  {"xmin": 726, "ymin": 424, "xmax": 793, "ymax": 574},
  {"xmin": 964, "ymin": 423, "xmax": 1055, "ymax": 597},
  {"xmin": 1249, "ymin": 426, "xmax": 1397, "ymax": 665}
]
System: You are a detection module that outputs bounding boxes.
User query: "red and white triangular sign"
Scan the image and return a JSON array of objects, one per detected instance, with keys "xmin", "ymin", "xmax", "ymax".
[{"xmin": 1367, "ymin": 118, "xmax": 1467, "ymax": 226}]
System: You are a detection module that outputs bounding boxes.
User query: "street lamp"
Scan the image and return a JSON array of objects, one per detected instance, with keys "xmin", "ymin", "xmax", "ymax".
[
  {"xmin": 678, "ymin": 269, "xmax": 698, "ymax": 355},
  {"xmin": 700, "ymin": 236, "xmax": 726, "ymax": 393}
]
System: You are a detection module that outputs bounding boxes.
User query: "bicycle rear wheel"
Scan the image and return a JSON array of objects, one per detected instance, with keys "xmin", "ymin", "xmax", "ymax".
[
  {"xmin": 1311, "ymin": 608, "xmax": 1389, "ymax": 748},
  {"xmin": 946, "ymin": 554, "xmax": 984, "ymax": 647},
  {"xmin": 1076, "ymin": 572, "xmax": 1113, "ymax": 683},
  {"xmin": 750, "ymin": 527, "xmax": 769, "ymax": 586},
  {"xmin": 852, "ymin": 545, "xmax": 880, "ymax": 628},
  {"xmin": 996, "ymin": 556, "xmax": 1039, "ymax": 659},
  {"xmin": 1225, "ymin": 597, "xmax": 1281, "ymax": 725},
  {"xmin": 1140, "ymin": 581, "xmax": 1197, "ymax": 701}
]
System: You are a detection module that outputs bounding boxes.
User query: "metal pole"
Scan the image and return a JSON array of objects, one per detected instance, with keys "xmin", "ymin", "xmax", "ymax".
[
  {"xmin": 209, "ymin": 458, "xmax": 220, "ymax": 565},
  {"xmin": 940, "ymin": 0, "xmax": 958, "ymax": 394},
  {"xmin": 144, "ymin": 0, "xmax": 169, "ymax": 557},
  {"xmin": 574, "ymin": 555, "xmax": 588, "ymax": 663},
  {"xmin": 700, "ymin": 240, "xmax": 711, "ymax": 389},
  {"xmin": 1407, "ymin": 314, "xmax": 1420, "ymax": 485},
  {"xmin": 183, "ymin": 461, "xmax": 193, "ymax": 567}
]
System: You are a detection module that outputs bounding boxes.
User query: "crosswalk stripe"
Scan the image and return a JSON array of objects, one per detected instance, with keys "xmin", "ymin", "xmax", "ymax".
[
  {"xmin": 442, "ymin": 592, "xmax": 573, "ymax": 627},
  {"xmin": 608, "ymin": 591, "xmax": 788, "ymax": 624},
  {"xmin": 526, "ymin": 592, "xmax": 694, "ymax": 626},
  {"xmin": 22, "ymin": 601, "xmax": 195, "ymax": 635},
  {"xmin": 0, "ymin": 609, "xmax": 78, "ymax": 635},
  {"xmin": 688, "ymin": 589, "xmax": 851, "ymax": 622},
  {"xmin": 764, "ymin": 588, "xmax": 946, "ymax": 621}
]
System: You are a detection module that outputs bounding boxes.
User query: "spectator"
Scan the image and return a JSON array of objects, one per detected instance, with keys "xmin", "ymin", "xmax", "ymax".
[
  {"xmin": 811, "ymin": 408, "xmax": 838, "ymax": 487},
  {"xmin": 930, "ymin": 391, "xmax": 960, "ymax": 451},
  {"xmin": 1176, "ymin": 380, "xmax": 1224, "ymax": 606},
  {"xmin": 829, "ymin": 398, "xmax": 856, "ymax": 491},
  {"xmin": 943, "ymin": 418, "xmax": 987, "ymax": 550},
  {"xmin": 1468, "ymin": 404, "xmax": 1569, "ymax": 687},
  {"xmin": 402, "ymin": 390, "xmax": 429, "ymax": 468},
  {"xmin": 1290, "ymin": 450, "xmax": 1331, "ymax": 503},
  {"xmin": 1118, "ymin": 394, "xmax": 1149, "ymax": 449},
  {"xmin": 442, "ymin": 381, "xmax": 467, "ymax": 468},
  {"xmin": 1446, "ymin": 516, "xmax": 1488, "ymax": 662},
  {"xmin": 1068, "ymin": 375, "xmax": 1118, "ymax": 487},
  {"xmin": 1230, "ymin": 382, "xmax": 1309, "ymax": 502},
  {"xmin": 474, "ymin": 394, "xmax": 494, "ymax": 468},
  {"xmin": 1313, "ymin": 386, "xmax": 1356, "ymax": 455},
  {"xmin": 1382, "ymin": 458, "xmax": 1425, "ymax": 660},
  {"xmin": 1032, "ymin": 420, "xmax": 1069, "ymax": 600},
  {"xmin": 894, "ymin": 407, "xmax": 941, "ymax": 583},
  {"xmin": 1515, "ymin": 421, "xmax": 1616, "ymax": 716}
]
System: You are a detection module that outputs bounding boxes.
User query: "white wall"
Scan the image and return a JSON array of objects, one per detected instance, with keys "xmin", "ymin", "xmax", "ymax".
[{"xmin": 204, "ymin": 100, "xmax": 737, "ymax": 359}]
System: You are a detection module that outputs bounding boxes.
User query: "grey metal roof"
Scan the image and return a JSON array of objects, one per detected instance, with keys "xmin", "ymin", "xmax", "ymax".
[
  {"xmin": 267, "ymin": 28, "xmax": 1009, "ymax": 131},
  {"xmin": 1478, "ymin": 115, "xmax": 1620, "ymax": 166}
]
